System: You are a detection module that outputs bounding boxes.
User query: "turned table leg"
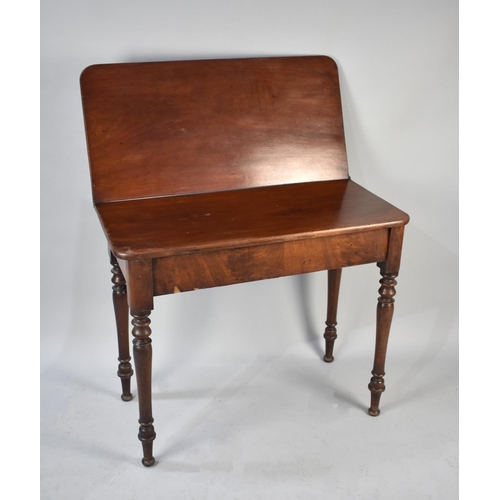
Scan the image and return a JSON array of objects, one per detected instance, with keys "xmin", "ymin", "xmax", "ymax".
[
  {"xmin": 131, "ymin": 311, "xmax": 156, "ymax": 466},
  {"xmin": 110, "ymin": 253, "xmax": 133, "ymax": 401},
  {"xmin": 368, "ymin": 268, "xmax": 398, "ymax": 416},
  {"xmin": 323, "ymin": 268, "xmax": 342, "ymax": 363}
]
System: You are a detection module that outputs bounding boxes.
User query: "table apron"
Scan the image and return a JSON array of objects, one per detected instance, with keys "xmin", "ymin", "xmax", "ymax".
[{"xmin": 152, "ymin": 228, "xmax": 389, "ymax": 296}]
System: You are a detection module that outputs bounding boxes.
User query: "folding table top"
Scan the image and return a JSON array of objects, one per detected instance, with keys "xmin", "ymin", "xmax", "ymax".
[
  {"xmin": 81, "ymin": 56, "xmax": 408, "ymax": 261},
  {"xmin": 80, "ymin": 56, "xmax": 349, "ymax": 203},
  {"xmin": 95, "ymin": 179, "xmax": 409, "ymax": 260}
]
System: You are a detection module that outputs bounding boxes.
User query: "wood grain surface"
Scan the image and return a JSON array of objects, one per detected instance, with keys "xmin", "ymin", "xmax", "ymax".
[{"xmin": 81, "ymin": 56, "xmax": 348, "ymax": 202}]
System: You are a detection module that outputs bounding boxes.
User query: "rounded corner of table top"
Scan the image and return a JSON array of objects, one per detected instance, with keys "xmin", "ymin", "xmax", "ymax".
[{"xmin": 80, "ymin": 63, "xmax": 103, "ymax": 88}]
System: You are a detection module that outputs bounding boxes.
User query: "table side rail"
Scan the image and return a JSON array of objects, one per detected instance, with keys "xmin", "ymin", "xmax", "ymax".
[{"xmin": 152, "ymin": 228, "xmax": 390, "ymax": 295}]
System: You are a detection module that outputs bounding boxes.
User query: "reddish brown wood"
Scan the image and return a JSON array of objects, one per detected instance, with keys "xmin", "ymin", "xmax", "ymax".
[
  {"xmin": 110, "ymin": 251, "xmax": 133, "ymax": 401},
  {"xmin": 368, "ymin": 270, "xmax": 398, "ymax": 416},
  {"xmin": 152, "ymin": 230, "xmax": 386, "ymax": 295},
  {"xmin": 95, "ymin": 179, "xmax": 407, "ymax": 261},
  {"xmin": 80, "ymin": 56, "xmax": 348, "ymax": 203},
  {"xmin": 385, "ymin": 226, "xmax": 406, "ymax": 273},
  {"xmin": 131, "ymin": 311, "xmax": 156, "ymax": 467},
  {"xmin": 116, "ymin": 259, "xmax": 154, "ymax": 313},
  {"xmin": 80, "ymin": 55, "xmax": 410, "ymax": 466},
  {"xmin": 323, "ymin": 269, "xmax": 342, "ymax": 363}
]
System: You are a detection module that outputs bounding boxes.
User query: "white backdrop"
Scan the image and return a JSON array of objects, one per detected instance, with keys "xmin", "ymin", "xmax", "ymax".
[{"xmin": 40, "ymin": 1, "xmax": 458, "ymax": 499}]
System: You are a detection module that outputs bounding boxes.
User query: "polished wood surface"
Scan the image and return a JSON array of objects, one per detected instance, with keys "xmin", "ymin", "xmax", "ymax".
[
  {"xmin": 80, "ymin": 56, "xmax": 348, "ymax": 203},
  {"xmin": 80, "ymin": 55, "xmax": 409, "ymax": 467},
  {"xmin": 110, "ymin": 251, "xmax": 133, "ymax": 401},
  {"xmin": 324, "ymin": 268, "xmax": 342, "ymax": 363},
  {"xmin": 131, "ymin": 311, "xmax": 155, "ymax": 467},
  {"xmin": 368, "ymin": 266, "xmax": 398, "ymax": 416},
  {"xmin": 150, "ymin": 228, "xmax": 389, "ymax": 295},
  {"xmin": 96, "ymin": 179, "xmax": 408, "ymax": 260}
]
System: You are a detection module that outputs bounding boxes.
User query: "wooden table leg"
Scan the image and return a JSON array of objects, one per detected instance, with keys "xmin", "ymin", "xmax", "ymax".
[
  {"xmin": 323, "ymin": 268, "xmax": 342, "ymax": 363},
  {"xmin": 368, "ymin": 268, "xmax": 398, "ymax": 416},
  {"xmin": 131, "ymin": 311, "xmax": 156, "ymax": 466},
  {"xmin": 110, "ymin": 253, "xmax": 133, "ymax": 401}
]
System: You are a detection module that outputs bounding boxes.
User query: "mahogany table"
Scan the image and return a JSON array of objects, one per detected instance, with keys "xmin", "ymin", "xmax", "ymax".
[{"xmin": 80, "ymin": 55, "xmax": 409, "ymax": 466}]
